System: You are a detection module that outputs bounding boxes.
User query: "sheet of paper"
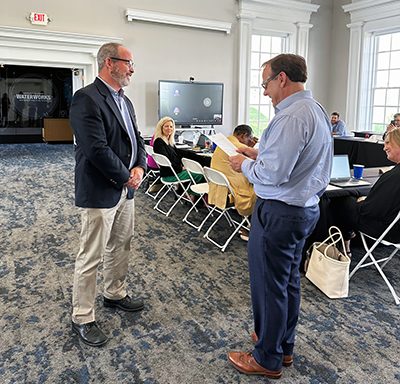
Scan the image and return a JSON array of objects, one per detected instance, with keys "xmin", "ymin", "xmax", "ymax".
[
  {"xmin": 325, "ymin": 184, "xmax": 341, "ymax": 191},
  {"xmin": 208, "ymin": 133, "xmax": 240, "ymax": 157}
]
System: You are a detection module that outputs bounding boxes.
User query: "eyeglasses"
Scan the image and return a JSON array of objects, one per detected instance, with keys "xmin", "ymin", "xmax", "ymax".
[
  {"xmin": 261, "ymin": 73, "xmax": 279, "ymax": 89},
  {"xmin": 109, "ymin": 57, "xmax": 135, "ymax": 69}
]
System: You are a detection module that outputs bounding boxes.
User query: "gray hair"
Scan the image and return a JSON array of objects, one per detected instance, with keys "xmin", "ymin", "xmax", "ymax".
[
  {"xmin": 262, "ymin": 53, "xmax": 307, "ymax": 83},
  {"xmin": 97, "ymin": 42, "xmax": 123, "ymax": 71}
]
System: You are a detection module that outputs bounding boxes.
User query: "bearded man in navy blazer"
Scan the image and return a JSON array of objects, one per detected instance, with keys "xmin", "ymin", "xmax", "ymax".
[{"xmin": 69, "ymin": 42, "xmax": 147, "ymax": 347}]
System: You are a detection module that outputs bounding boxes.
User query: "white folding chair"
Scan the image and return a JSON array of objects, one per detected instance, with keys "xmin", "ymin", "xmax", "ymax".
[
  {"xmin": 181, "ymin": 158, "xmax": 212, "ymax": 230},
  {"xmin": 202, "ymin": 167, "xmax": 251, "ymax": 252},
  {"xmin": 143, "ymin": 144, "xmax": 161, "ymax": 199},
  {"xmin": 151, "ymin": 153, "xmax": 194, "ymax": 217},
  {"xmin": 349, "ymin": 211, "xmax": 400, "ymax": 304}
]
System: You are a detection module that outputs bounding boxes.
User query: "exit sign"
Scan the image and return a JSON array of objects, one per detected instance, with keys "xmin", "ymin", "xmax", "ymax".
[{"xmin": 29, "ymin": 12, "xmax": 50, "ymax": 26}]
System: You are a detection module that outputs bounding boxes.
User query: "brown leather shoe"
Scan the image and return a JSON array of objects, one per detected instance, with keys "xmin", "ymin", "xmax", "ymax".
[
  {"xmin": 251, "ymin": 332, "xmax": 293, "ymax": 367},
  {"xmin": 227, "ymin": 351, "xmax": 282, "ymax": 379}
]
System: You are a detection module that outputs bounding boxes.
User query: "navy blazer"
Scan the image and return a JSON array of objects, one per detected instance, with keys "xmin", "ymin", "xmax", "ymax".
[{"xmin": 70, "ymin": 78, "xmax": 146, "ymax": 208}]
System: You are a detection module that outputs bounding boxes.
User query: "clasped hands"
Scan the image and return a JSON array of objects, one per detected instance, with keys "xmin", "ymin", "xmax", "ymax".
[
  {"xmin": 229, "ymin": 147, "xmax": 258, "ymax": 173},
  {"xmin": 126, "ymin": 166, "xmax": 144, "ymax": 190}
]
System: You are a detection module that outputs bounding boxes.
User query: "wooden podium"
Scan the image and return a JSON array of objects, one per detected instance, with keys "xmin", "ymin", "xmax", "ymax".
[{"xmin": 42, "ymin": 118, "xmax": 73, "ymax": 142}]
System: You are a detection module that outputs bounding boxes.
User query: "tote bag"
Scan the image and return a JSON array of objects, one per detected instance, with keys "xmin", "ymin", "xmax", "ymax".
[{"xmin": 305, "ymin": 226, "xmax": 351, "ymax": 299}]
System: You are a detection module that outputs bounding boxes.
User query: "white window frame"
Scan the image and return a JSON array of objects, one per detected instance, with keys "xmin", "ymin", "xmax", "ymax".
[
  {"xmin": 343, "ymin": 0, "xmax": 400, "ymax": 132},
  {"xmin": 249, "ymin": 32, "xmax": 289, "ymax": 137},
  {"xmin": 236, "ymin": 0, "xmax": 320, "ymax": 127},
  {"xmin": 370, "ymin": 30, "xmax": 400, "ymax": 132}
]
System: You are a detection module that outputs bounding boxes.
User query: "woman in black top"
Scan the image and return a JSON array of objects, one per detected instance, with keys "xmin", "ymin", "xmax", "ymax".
[
  {"xmin": 337, "ymin": 128, "xmax": 400, "ymax": 256},
  {"xmin": 152, "ymin": 116, "xmax": 204, "ymax": 199}
]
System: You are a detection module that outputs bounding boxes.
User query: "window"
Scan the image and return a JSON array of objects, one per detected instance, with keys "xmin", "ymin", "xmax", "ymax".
[
  {"xmin": 371, "ymin": 31, "xmax": 400, "ymax": 132},
  {"xmin": 249, "ymin": 34, "xmax": 286, "ymax": 137}
]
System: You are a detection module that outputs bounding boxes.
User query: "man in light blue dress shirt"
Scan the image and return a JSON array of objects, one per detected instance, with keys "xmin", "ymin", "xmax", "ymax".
[
  {"xmin": 227, "ymin": 54, "xmax": 333, "ymax": 379},
  {"xmin": 331, "ymin": 112, "xmax": 346, "ymax": 135}
]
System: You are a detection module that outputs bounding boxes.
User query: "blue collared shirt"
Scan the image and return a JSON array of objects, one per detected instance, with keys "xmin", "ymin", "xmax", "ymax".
[
  {"xmin": 241, "ymin": 90, "xmax": 333, "ymax": 207},
  {"xmin": 97, "ymin": 76, "xmax": 137, "ymax": 169},
  {"xmin": 331, "ymin": 119, "xmax": 346, "ymax": 136}
]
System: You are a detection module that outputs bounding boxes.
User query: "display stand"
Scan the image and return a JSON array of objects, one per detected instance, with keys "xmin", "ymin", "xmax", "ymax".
[{"xmin": 175, "ymin": 125, "xmax": 216, "ymax": 135}]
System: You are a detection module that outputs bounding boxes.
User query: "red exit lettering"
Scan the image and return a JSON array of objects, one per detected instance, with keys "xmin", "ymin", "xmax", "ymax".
[{"xmin": 34, "ymin": 13, "xmax": 45, "ymax": 22}]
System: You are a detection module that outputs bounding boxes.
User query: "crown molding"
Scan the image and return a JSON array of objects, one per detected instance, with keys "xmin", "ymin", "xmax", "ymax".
[
  {"xmin": 342, "ymin": 0, "xmax": 400, "ymax": 23},
  {"xmin": 125, "ymin": 9, "xmax": 232, "ymax": 34},
  {"xmin": 237, "ymin": 0, "xmax": 319, "ymax": 24},
  {"xmin": 0, "ymin": 25, "xmax": 122, "ymax": 48}
]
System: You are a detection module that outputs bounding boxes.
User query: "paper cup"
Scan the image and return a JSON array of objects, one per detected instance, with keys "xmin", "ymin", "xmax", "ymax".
[{"xmin": 353, "ymin": 164, "xmax": 364, "ymax": 179}]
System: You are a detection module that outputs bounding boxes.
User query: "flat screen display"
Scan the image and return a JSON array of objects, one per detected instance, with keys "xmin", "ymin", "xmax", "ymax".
[{"xmin": 158, "ymin": 80, "xmax": 223, "ymax": 126}]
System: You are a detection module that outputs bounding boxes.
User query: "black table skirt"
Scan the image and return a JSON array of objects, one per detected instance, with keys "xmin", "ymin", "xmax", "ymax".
[{"xmin": 334, "ymin": 137, "xmax": 392, "ymax": 168}]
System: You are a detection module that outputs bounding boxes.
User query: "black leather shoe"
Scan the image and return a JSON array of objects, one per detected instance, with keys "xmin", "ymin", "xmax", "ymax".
[
  {"xmin": 103, "ymin": 295, "xmax": 144, "ymax": 312},
  {"xmin": 71, "ymin": 321, "xmax": 108, "ymax": 347}
]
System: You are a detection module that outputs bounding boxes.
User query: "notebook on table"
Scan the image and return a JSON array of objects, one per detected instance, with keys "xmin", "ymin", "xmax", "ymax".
[{"xmin": 329, "ymin": 155, "xmax": 371, "ymax": 188}]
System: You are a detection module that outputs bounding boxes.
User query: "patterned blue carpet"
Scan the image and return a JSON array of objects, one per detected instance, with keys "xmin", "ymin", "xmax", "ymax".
[{"xmin": 0, "ymin": 143, "xmax": 399, "ymax": 384}]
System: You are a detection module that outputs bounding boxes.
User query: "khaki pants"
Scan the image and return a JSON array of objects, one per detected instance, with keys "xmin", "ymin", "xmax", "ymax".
[{"xmin": 72, "ymin": 187, "xmax": 134, "ymax": 324}]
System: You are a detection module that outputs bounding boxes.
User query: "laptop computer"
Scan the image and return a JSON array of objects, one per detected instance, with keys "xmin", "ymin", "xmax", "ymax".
[
  {"xmin": 329, "ymin": 154, "xmax": 371, "ymax": 188},
  {"xmin": 197, "ymin": 134, "xmax": 207, "ymax": 149}
]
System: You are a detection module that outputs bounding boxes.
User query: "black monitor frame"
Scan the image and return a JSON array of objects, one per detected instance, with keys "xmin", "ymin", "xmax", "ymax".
[{"xmin": 158, "ymin": 80, "xmax": 224, "ymax": 127}]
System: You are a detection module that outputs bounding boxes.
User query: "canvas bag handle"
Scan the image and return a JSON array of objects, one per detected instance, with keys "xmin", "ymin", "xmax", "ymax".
[{"xmin": 315, "ymin": 226, "xmax": 347, "ymax": 260}]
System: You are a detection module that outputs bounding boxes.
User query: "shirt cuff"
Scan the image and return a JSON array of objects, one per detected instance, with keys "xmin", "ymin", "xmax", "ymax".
[{"xmin": 241, "ymin": 157, "xmax": 252, "ymax": 178}]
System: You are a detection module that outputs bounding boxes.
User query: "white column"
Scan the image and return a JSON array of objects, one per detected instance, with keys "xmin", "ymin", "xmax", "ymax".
[
  {"xmin": 237, "ymin": 14, "xmax": 254, "ymax": 125},
  {"xmin": 295, "ymin": 23, "xmax": 313, "ymax": 60},
  {"xmin": 345, "ymin": 21, "xmax": 365, "ymax": 132}
]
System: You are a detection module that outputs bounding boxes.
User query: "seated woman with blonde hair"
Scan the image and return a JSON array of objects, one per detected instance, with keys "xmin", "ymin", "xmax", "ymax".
[
  {"xmin": 153, "ymin": 116, "xmax": 204, "ymax": 200},
  {"xmin": 334, "ymin": 127, "xmax": 400, "ymax": 257}
]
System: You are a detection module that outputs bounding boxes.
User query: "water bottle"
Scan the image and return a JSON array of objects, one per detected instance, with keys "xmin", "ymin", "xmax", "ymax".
[{"xmin": 192, "ymin": 132, "xmax": 198, "ymax": 147}]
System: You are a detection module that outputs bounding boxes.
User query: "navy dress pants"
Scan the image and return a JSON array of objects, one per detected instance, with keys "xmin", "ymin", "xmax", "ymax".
[{"xmin": 248, "ymin": 199, "xmax": 319, "ymax": 371}]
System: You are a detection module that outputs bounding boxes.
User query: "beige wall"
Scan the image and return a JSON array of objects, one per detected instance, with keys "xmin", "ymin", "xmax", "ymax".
[
  {"xmin": 0, "ymin": 0, "xmax": 238, "ymax": 135},
  {"xmin": 330, "ymin": 0, "xmax": 351, "ymax": 121},
  {"xmin": 0, "ymin": 0, "xmax": 352, "ymax": 135},
  {"xmin": 308, "ymin": 0, "xmax": 350, "ymax": 119}
]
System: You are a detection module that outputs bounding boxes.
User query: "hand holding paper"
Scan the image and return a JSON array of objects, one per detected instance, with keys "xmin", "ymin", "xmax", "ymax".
[
  {"xmin": 208, "ymin": 133, "xmax": 240, "ymax": 157},
  {"xmin": 236, "ymin": 146, "xmax": 258, "ymax": 160}
]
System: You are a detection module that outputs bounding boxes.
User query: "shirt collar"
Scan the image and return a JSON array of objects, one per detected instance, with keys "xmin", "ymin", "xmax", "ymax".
[
  {"xmin": 97, "ymin": 76, "xmax": 120, "ymax": 98},
  {"xmin": 275, "ymin": 90, "xmax": 312, "ymax": 113}
]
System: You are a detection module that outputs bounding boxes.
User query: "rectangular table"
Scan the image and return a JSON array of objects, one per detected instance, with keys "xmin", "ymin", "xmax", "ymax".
[{"xmin": 334, "ymin": 136, "xmax": 392, "ymax": 168}]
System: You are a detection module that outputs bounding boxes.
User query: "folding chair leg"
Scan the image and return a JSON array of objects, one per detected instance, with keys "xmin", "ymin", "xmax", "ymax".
[
  {"xmin": 349, "ymin": 234, "xmax": 380, "ymax": 279},
  {"xmin": 374, "ymin": 262, "xmax": 400, "ymax": 305},
  {"xmin": 196, "ymin": 205, "xmax": 217, "ymax": 232},
  {"xmin": 145, "ymin": 175, "xmax": 161, "ymax": 199},
  {"xmin": 153, "ymin": 185, "xmax": 174, "ymax": 215},
  {"xmin": 380, "ymin": 248, "xmax": 399, "ymax": 269},
  {"xmin": 219, "ymin": 216, "xmax": 250, "ymax": 252},
  {"xmin": 154, "ymin": 182, "xmax": 194, "ymax": 217},
  {"xmin": 183, "ymin": 196, "xmax": 207, "ymax": 230},
  {"xmin": 350, "ymin": 234, "xmax": 400, "ymax": 305}
]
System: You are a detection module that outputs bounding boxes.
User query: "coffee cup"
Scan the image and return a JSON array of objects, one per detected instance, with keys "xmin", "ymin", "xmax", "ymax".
[{"xmin": 353, "ymin": 164, "xmax": 364, "ymax": 179}]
